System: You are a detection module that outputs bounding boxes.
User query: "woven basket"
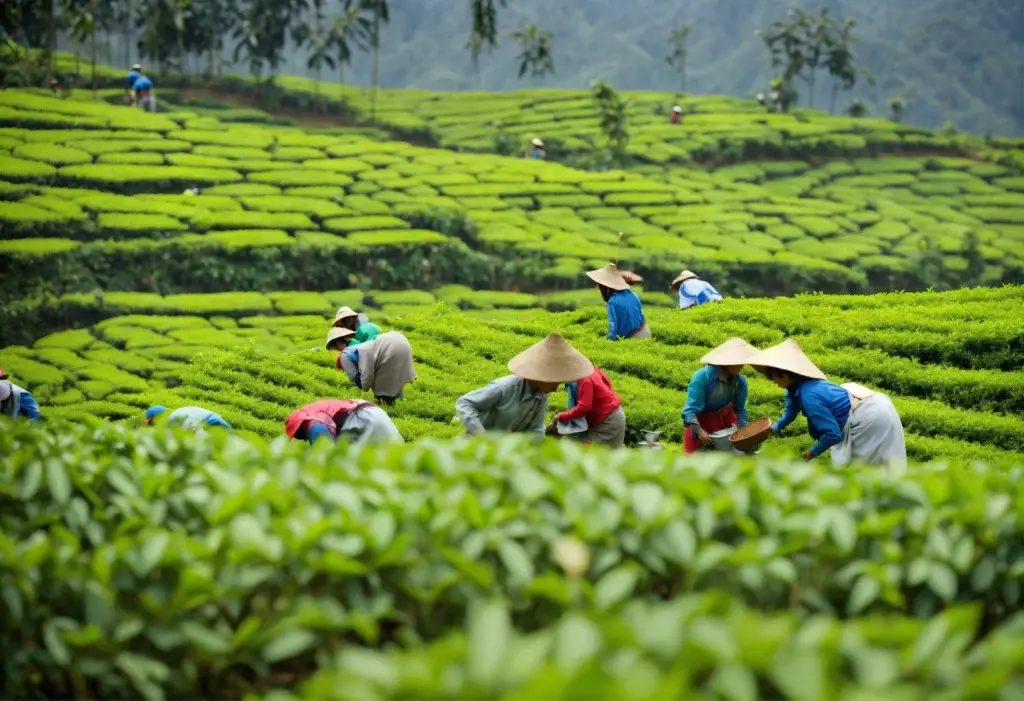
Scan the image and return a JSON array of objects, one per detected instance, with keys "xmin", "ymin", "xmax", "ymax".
[{"xmin": 729, "ymin": 417, "xmax": 772, "ymax": 452}]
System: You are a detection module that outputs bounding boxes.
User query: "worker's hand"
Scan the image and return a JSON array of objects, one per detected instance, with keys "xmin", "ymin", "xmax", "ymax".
[
  {"xmin": 696, "ymin": 427, "xmax": 713, "ymax": 447},
  {"xmin": 546, "ymin": 421, "xmax": 558, "ymax": 435},
  {"xmin": 802, "ymin": 450, "xmax": 814, "ymax": 461}
]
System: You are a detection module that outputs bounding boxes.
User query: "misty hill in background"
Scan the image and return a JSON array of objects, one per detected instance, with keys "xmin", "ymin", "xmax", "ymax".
[{"xmin": 269, "ymin": 0, "xmax": 1024, "ymax": 137}]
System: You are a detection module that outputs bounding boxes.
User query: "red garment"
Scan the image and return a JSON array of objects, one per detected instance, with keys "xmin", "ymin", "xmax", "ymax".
[
  {"xmin": 683, "ymin": 403, "xmax": 738, "ymax": 454},
  {"xmin": 557, "ymin": 367, "xmax": 622, "ymax": 426},
  {"xmin": 284, "ymin": 399, "xmax": 369, "ymax": 439},
  {"xmin": 670, "ymin": 112, "xmax": 680, "ymax": 124}
]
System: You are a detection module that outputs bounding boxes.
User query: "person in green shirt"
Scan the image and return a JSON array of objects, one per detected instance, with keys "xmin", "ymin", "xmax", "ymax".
[{"xmin": 333, "ymin": 306, "xmax": 381, "ymax": 347}]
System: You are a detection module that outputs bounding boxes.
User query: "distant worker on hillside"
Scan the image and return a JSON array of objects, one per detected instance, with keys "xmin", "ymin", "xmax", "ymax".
[
  {"xmin": 145, "ymin": 405, "xmax": 231, "ymax": 431},
  {"xmin": 0, "ymin": 368, "xmax": 41, "ymax": 422},
  {"xmin": 333, "ymin": 306, "xmax": 381, "ymax": 346},
  {"xmin": 527, "ymin": 137, "xmax": 546, "ymax": 160},
  {"xmin": 456, "ymin": 333, "xmax": 593, "ymax": 442},
  {"xmin": 126, "ymin": 63, "xmax": 142, "ymax": 105},
  {"xmin": 669, "ymin": 270, "xmax": 723, "ymax": 310},
  {"xmin": 551, "ymin": 365, "xmax": 626, "ymax": 448},
  {"xmin": 285, "ymin": 399, "xmax": 403, "ymax": 445},
  {"xmin": 331, "ymin": 329, "xmax": 417, "ymax": 405},
  {"xmin": 752, "ymin": 340, "xmax": 907, "ymax": 467},
  {"xmin": 682, "ymin": 338, "xmax": 754, "ymax": 454},
  {"xmin": 586, "ymin": 263, "xmax": 650, "ymax": 339},
  {"xmin": 49, "ymin": 78, "xmax": 61, "ymax": 97},
  {"xmin": 132, "ymin": 72, "xmax": 156, "ymax": 112},
  {"xmin": 670, "ymin": 105, "xmax": 682, "ymax": 124}
]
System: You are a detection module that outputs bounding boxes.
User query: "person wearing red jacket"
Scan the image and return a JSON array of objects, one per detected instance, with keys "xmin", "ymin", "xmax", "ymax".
[
  {"xmin": 550, "ymin": 367, "xmax": 626, "ymax": 448},
  {"xmin": 284, "ymin": 399, "xmax": 402, "ymax": 446}
]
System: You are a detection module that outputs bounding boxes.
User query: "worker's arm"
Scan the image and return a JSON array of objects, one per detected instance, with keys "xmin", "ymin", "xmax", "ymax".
[
  {"xmin": 734, "ymin": 377, "xmax": 749, "ymax": 427},
  {"xmin": 606, "ymin": 298, "xmax": 619, "ymax": 340},
  {"xmin": 802, "ymin": 389, "xmax": 845, "ymax": 457},
  {"xmin": 557, "ymin": 378, "xmax": 593, "ymax": 422},
  {"xmin": 530, "ymin": 396, "xmax": 548, "ymax": 443},
  {"xmin": 681, "ymin": 370, "xmax": 708, "ymax": 428},
  {"xmin": 455, "ymin": 381, "xmax": 503, "ymax": 436},
  {"xmin": 19, "ymin": 392, "xmax": 40, "ymax": 421},
  {"xmin": 772, "ymin": 391, "xmax": 800, "ymax": 435}
]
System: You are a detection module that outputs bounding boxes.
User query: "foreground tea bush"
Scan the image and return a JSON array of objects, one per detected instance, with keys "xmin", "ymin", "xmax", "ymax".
[
  {"xmin": 264, "ymin": 598, "xmax": 1024, "ymax": 701},
  {"xmin": 2, "ymin": 421, "xmax": 1023, "ymax": 699}
]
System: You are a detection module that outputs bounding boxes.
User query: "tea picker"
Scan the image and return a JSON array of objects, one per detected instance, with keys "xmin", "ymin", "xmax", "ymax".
[
  {"xmin": 285, "ymin": 399, "xmax": 403, "ymax": 445},
  {"xmin": 682, "ymin": 338, "xmax": 761, "ymax": 454},
  {"xmin": 0, "ymin": 367, "xmax": 41, "ymax": 422},
  {"xmin": 145, "ymin": 405, "xmax": 231, "ymax": 431},
  {"xmin": 751, "ymin": 339, "xmax": 907, "ymax": 467},
  {"xmin": 669, "ymin": 270, "xmax": 724, "ymax": 310},
  {"xmin": 548, "ymin": 365, "xmax": 627, "ymax": 448},
  {"xmin": 585, "ymin": 263, "xmax": 651, "ymax": 340}
]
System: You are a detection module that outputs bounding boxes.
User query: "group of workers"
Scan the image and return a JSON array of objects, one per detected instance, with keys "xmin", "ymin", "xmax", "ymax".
[
  {"xmin": 125, "ymin": 63, "xmax": 156, "ymax": 112},
  {"xmin": 3, "ymin": 262, "xmax": 905, "ymax": 467}
]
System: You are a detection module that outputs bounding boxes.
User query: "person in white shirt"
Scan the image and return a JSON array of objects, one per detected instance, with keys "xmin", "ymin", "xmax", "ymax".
[{"xmin": 669, "ymin": 270, "xmax": 724, "ymax": 310}]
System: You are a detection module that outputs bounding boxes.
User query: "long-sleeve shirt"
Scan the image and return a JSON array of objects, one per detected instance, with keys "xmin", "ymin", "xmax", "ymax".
[
  {"xmin": 348, "ymin": 321, "xmax": 381, "ymax": 347},
  {"xmin": 773, "ymin": 378, "xmax": 851, "ymax": 458},
  {"xmin": 167, "ymin": 406, "xmax": 231, "ymax": 430},
  {"xmin": 557, "ymin": 368, "xmax": 621, "ymax": 426},
  {"xmin": 133, "ymin": 76, "xmax": 153, "ymax": 93},
  {"xmin": 678, "ymin": 279, "xmax": 723, "ymax": 310},
  {"xmin": 2, "ymin": 384, "xmax": 40, "ymax": 422},
  {"xmin": 126, "ymin": 70, "xmax": 141, "ymax": 89},
  {"xmin": 681, "ymin": 365, "xmax": 747, "ymax": 428},
  {"xmin": 607, "ymin": 289, "xmax": 646, "ymax": 340},
  {"xmin": 338, "ymin": 348, "xmax": 361, "ymax": 387},
  {"xmin": 455, "ymin": 375, "xmax": 547, "ymax": 442}
]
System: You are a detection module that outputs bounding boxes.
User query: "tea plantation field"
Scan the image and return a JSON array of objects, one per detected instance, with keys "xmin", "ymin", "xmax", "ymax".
[
  {"xmin": 2, "ymin": 89, "xmax": 1023, "ymax": 300},
  {"xmin": 3, "ymin": 284, "xmax": 1022, "ymax": 466}
]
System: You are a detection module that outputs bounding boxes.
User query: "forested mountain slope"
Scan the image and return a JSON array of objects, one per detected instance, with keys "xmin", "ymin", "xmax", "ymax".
[{"xmin": 275, "ymin": 0, "xmax": 1024, "ymax": 136}]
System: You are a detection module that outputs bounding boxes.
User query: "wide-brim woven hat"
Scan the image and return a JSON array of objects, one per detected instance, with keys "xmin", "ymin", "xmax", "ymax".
[
  {"xmin": 586, "ymin": 263, "xmax": 630, "ymax": 291},
  {"xmin": 749, "ymin": 339, "xmax": 827, "ymax": 380},
  {"xmin": 333, "ymin": 306, "xmax": 358, "ymax": 324},
  {"xmin": 532, "ymin": 137, "xmax": 544, "ymax": 147},
  {"xmin": 669, "ymin": 270, "xmax": 699, "ymax": 290},
  {"xmin": 325, "ymin": 327, "xmax": 355, "ymax": 349},
  {"xmin": 508, "ymin": 333, "xmax": 594, "ymax": 384},
  {"xmin": 701, "ymin": 337, "xmax": 758, "ymax": 366},
  {"xmin": 673, "ymin": 105, "xmax": 682, "ymax": 112}
]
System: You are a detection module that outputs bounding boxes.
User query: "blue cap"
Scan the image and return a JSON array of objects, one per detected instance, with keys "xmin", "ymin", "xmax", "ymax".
[{"xmin": 145, "ymin": 405, "xmax": 167, "ymax": 423}]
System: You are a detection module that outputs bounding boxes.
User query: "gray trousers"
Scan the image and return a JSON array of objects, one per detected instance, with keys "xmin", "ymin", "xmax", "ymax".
[{"xmin": 585, "ymin": 406, "xmax": 626, "ymax": 448}]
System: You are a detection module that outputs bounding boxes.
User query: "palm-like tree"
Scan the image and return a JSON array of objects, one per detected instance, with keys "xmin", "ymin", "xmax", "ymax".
[
  {"xmin": 331, "ymin": 0, "xmax": 371, "ymax": 86},
  {"xmin": 511, "ymin": 23, "xmax": 554, "ymax": 85},
  {"xmin": 359, "ymin": 0, "xmax": 389, "ymax": 122}
]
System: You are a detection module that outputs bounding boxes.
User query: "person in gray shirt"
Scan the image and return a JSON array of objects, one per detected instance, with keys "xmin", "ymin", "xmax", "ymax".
[{"xmin": 455, "ymin": 333, "xmax": 593, "ymax": 442}]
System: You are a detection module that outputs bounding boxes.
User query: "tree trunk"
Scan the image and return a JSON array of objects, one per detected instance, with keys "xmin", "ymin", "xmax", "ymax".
[
  {"xmin": 44, "ymin": 0, "xmax": 56, "ymax": 82},
  {"xmin": 91, "ymin": 2, "xmax": 98, "ymax": 96},
  {"xmin": 806, "ymin": 73, "xmax": 815, "ymax": 109},
  {"xmin": 830, "ymin": 81, "xmax": 838, "ymax": 114},
  {"xmin": 371, "ymin": 19, "xmax": 380, "ymax": 122},
  {"xmin": 123, "ymin": 0, "xmax": 132, "ymax": 66},
  {"xmin": 680, "ymin": 57, "xmax": 686, "ymax": 93},
  {"xmin": 207, "ymin": 1, "xmax": 218, "ymax": 78}
]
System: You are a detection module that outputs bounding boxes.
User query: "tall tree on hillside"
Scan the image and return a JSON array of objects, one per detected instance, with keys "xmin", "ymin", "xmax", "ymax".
[
  {"xmin": 665, "ymin": 23, "xmax": 691, "ymax": 92},
  {"xmin": 511, "ymin": 23, "xmax": 554, "ymax": 84},
  {"xmin": 825, "ymin": 17, "xmax": 872, "ymax": 114},
  {"xmin": 293, "ymin": 0, "xmax": 331, "ymax": 94},
  {"xmin": 190, "ymin": 0, "xmax": 236, "ymax": 78},
  {"xmin": 137, "ymin": 0, "xmax": 191, "ymax": 74},
  {"xmin": 466, "ymin": 0, "xmax": 506, "ymax": 80},
  {"xmin": 359, "ymin": 0, "xmax": 389, "ymax": 122},
  {"xmin": 889, "ymin": 96, "xmax": 906, "ymax": 122},
  {"xmin": 592, "ymin": 79, "xmax": 630, "ymax": 166},
  {"xmin": 232, "ymin": 0, "xmax": 308, "ymax": 84},
  {"xmin": 758, "ymin": 8, "xmax": 838, "ymax": 109},
  {"xmin": 329, "ymin": 0, "xmax": 371, "ymax": 86}
]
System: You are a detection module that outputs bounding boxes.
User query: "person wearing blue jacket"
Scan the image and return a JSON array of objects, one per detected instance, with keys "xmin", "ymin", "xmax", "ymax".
[
  {"xmin": 669, "ymin": 269, "xmax": 723, "ymax": 310},
  {"xmin": 0, "ymin": 369, "xmax": 41, "ymax": 422},
  {"xmin": 133, "ymin": 74, "xmax": 156, "ymax": 112},
  {"xmin": 753, "ymin": 339, "xmax": 906, "ymax": 467},
  {"xmin": 145, "ymin": 405, "xmax": 231, "ymax": 431},
  {"xmin": 586, "ymin": 263, "xmax": 650, "ymax": 340},
  {"xmin": 126, "ymin": 63, "xmax": 142, "ymax": 104},
  {"xmin": 681, "ymin": 338, "xmax": 754, "ymax": 453}
]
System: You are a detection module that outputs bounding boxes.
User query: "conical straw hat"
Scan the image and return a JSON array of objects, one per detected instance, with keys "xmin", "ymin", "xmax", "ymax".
[
  {"xmin": 700, "ymin": 337, "xmax": 758, "ymax": 366},
  {"xmin": 325, "ymin": 326, "xmax": 355, "ymax": 349},
  {"xmin": 508, "ymin": 333, "xmax": 594, "ymax": 384},
  {"xmin": 749, "ymin": 339, "xmax": 826, "ymax": 380},
  {"xmin": 586, "ymin": 263, "xmax": 629, "ymax": 291},
  {"xmin": 669, "ymin": 270, "xmax": 699, "ymax": 290},
  {"xmin": 532, "ymin": 137, "xmax": 544, "ymax": 147},
  {"xmin": 334, "ymin": 306, "xmax": 358, "ymax": 324}
]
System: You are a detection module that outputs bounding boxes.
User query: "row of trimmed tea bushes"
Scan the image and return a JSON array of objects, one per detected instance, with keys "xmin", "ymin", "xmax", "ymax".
[
  {"xmin": 2, "ymin": 422, "xmax": 1023, "ymax": 699},
  {"xmin": 269, "ymin": 599, "xmax": 1024, "ymax": 701},
  {"xmin": 4, "ymin": 289, "xmax": 1022, "ymax": 463}
]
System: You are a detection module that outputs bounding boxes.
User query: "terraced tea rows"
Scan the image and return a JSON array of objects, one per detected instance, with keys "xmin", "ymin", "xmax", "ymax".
[
  {"xmin": 2, "ymin": 90, "xmax": 1022, "ymax": 300},
  {"xmin": 2, "ymin": 285, "xmax": 1021, "ymax": 466}
]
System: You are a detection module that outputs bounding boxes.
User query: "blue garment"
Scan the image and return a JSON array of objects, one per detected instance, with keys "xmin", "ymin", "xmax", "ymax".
[
  {"xmin": 681, "ymin": 365, "xmax": 748, "ymax": 428},
  {"xmin": 606, "ymin": 289, "xmax": 646, "ymax": 340},
  {"xmin": 529, "ymin": 149, "xmax": 544, "ymax": 159},
  {"xmin": 126, "ymin": 70, "xmax": 141, "ymax": 88},
  {"xmin": 341, "ymin": 347, "xmax": 361, "ymax": 387},
  {"xmin": 133, "ymin": 76, "xmax": 153, "ymax": 93},
  {"xmin": 566, "ymin": 381, "xmax": 579, "ymax": 410},
  {"xmin": 148, "ymin": 405, "xmax": 231, "ymax": 431},
  {"xmin": 145, "ymin": 405, "xmax": 166, "ymax": 422},
  {"xmin": 678, "ymin": 278, "xmax": 723, "ymax": 310},
  {"xmin": 307, "ymin": 421, "xmax": 334, "ymax": 444},
  {"xmin": 455, "ymin": 375, "xmax": 548, "ymax": 442},
  {"xmin": 773, "ymin": 378, "xmax": 852, "ymax": 458},
  {"xmin": 3, "ymin": 384, "xmax": 40, "ymax": 422}
]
